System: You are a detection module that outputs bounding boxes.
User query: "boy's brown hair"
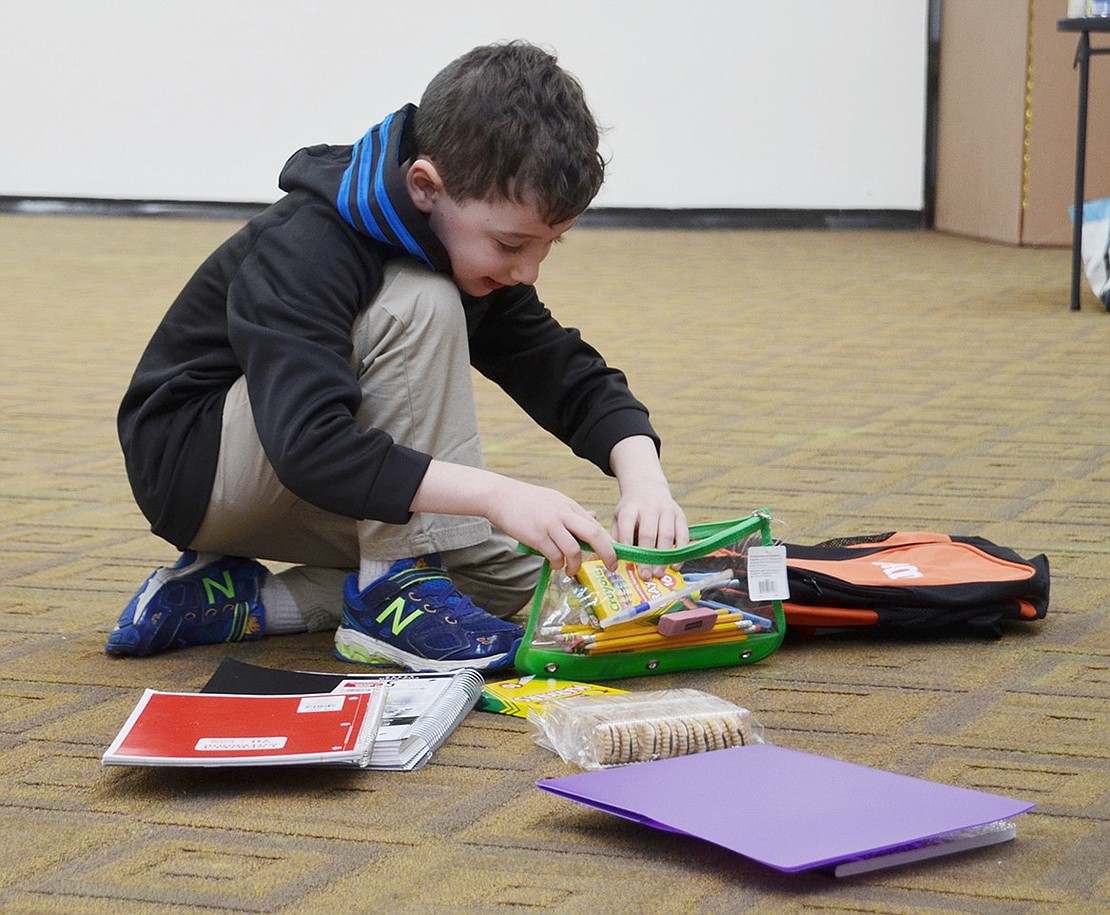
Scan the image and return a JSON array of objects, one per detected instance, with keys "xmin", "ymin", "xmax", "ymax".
[{"xmin": 414, "ymin": 41, "xmax": 605, "ymax": 226}]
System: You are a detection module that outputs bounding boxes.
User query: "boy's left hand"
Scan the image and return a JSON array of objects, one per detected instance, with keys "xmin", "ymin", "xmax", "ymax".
[
  {"xmin": 611, "ymin": 487, "xmax": 688, "ymax": 578},
  {"xmin": 609, "ymin": 436, "xmax": 689, "ymax": 578}
]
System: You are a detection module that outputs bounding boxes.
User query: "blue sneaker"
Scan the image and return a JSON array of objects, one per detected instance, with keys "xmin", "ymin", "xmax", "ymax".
[
  {"xmin": 106, "ymin": 551, "xmax": 266, "ymax": 656},
  {"xmin": 334, "ymin": 557, "xmax": 523, "ymax": 672}
]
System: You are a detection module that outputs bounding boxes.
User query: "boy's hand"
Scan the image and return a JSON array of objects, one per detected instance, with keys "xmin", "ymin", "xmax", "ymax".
[
  {"xmin": 411, "ymin": 461, "xmax": 616, "ymax": 576},
  {"xmin": 485, "ymin": 478, "xmax": 617, "ymax": 576},
  {"xmin": 611, "ymin": 487, "xmax": 688, "ymax": 553},
  {"xmin": 609, "ymin": 436, "xmax": 689, "ymax": 578}
]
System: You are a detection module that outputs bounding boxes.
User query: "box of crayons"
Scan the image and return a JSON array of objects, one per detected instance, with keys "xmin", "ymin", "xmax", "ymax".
[
  {"xmin": 572, "ymin": 559, "xmax": 689, "ymax": 629},
  {"xmin": 515, "ymin": 512, "xmax": 787, "ymax": 681}
]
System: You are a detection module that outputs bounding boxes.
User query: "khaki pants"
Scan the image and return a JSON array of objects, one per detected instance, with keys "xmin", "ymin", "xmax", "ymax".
[{"xmin": 190, "ymin": 260, "xmax": 542, "ymax": 627}]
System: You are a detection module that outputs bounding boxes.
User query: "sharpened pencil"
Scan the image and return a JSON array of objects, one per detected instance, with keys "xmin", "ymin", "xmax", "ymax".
[{"xmin": 578, "ymin": 621, "xmax": 753, "ymax": 654}]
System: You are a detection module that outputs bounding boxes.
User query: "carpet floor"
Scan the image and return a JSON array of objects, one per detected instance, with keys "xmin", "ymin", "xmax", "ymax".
[{"xmin": 0, "ymin": 214, "xmax": 1107, "ymax": 913}]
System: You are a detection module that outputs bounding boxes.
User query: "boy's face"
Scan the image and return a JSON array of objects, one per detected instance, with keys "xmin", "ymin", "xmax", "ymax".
[{"xmin": 407, "ymin": 159, "xmax": 573, "ymax": 297}]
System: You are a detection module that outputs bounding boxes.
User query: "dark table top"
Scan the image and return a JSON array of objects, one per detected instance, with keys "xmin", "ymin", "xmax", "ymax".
[{"xmin": 1058, "ymin": 16, "xmax": 1110, "ymax": 31}]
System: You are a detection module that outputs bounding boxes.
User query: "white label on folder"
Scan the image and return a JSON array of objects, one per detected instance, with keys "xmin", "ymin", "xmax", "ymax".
[
  {"xmin": 334, "ymin": 680, "xmax": 379, "ymax": 693},
  {"xmin": 747, "ymin": 545, "xmax": 790, "ymax": 601},
  {"xmin": 297, "ymin": 695, "xmax": 347, "ymax": 713},
  {"xmin": 196, "ymin": 736, "xmax": 287, "ymax": 751}
]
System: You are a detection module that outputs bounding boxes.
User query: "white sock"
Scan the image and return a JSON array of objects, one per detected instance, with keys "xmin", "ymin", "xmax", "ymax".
[
  {"xmin": 259, "ymin": 573, "xmax": 307, "ymax": 634},
  {"xmin": 359, "ymin": 559, "xmax": 394, "ymax": 591}
]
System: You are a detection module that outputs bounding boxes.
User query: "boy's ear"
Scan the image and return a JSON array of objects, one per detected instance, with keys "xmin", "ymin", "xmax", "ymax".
[{"xmin": 406, "ymin": 158, "xmax": 444, "ymax": 214}]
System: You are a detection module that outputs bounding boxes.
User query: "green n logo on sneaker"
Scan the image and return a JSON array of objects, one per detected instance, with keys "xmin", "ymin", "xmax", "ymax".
[
  {"xmin": 376, "ymin": 596, "xmax": 423, "ymax": 634},
  {"xmin": 202, "ymin": 571, "xmax": 236, "ymax": 605}
]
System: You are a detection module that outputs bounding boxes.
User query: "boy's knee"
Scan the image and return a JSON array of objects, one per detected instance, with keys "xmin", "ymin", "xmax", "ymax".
[
  {"xmin": 383, "ymin": 260, "xmax": 463, "ymax": 330},
  {"xmin": 352, "ymin": 260, "xmax": 465, "ymax": 363}
]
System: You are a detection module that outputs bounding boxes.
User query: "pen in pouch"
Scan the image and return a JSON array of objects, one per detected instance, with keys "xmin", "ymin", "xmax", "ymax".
[{"xmin": 695, "ymin": 599, "xmax": 776, "ymax": 631}]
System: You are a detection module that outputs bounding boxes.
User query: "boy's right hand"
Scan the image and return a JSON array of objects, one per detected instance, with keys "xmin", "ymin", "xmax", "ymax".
[
  {"xmin": 486, "ymin": 478, "xmax": 616, "ymax": 576},
  {"xmin": 411, "ymin": 462, "xmax": 616, "ymax": 576}
]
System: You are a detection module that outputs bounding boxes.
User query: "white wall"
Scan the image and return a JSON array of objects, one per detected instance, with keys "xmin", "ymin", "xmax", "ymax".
[{"xmin": 0, "ymin": 1, "xmax": 929, "ymax": 210}]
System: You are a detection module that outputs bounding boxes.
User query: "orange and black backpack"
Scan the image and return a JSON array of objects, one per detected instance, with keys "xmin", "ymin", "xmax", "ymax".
[{"xmin": 779, "ymin": 531, "xmax": 1049, "ymax": 636}]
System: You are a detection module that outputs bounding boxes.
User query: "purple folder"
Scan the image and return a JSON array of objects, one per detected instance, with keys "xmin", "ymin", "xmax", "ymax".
[{"xmin": 536, "ymin": 743, "xmax": 1034, "ymax": 874}]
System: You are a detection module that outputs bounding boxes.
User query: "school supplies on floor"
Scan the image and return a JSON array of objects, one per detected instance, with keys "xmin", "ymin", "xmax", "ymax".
[
  {"xmin": 536, "ymin": 744, "xmax": 1035, "ymax": 875},
  {"xmin": 477, "ymin": 675, "xmax": 629, "ymax": 718},
  {"xmin": 102, "ymin": 687, "xmax": 386, "ymax": 769},
  {"xmin": 515, "ymin": 513, "xmax": 786, "ymax": 680},
  {"xmin": 201, "ymin": 657, "xmax": 483, "ymax": 771},
  {"xmin": 529, "ymin": 688, "xmax": 760, "ymax": 769},
  {"xmin": 551, "ymin": 599, "xmax": 773, "ymax": 657}
]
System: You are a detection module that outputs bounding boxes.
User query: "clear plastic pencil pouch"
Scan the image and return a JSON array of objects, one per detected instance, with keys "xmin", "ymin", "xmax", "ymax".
[{"xmin": 514, "ymin": 512, "xmax": 786, "ymax": 681}]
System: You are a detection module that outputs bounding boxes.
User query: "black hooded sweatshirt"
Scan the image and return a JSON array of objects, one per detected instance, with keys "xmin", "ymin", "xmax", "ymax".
[{"xmin": 118, "ymin": 106, "xmax": 658, "ymax": 550}]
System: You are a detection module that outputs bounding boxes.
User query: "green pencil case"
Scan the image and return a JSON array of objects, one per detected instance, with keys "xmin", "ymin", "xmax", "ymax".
[{"xmin": 514, "ymin": 512, "xmax": 786, "ymax": 681}]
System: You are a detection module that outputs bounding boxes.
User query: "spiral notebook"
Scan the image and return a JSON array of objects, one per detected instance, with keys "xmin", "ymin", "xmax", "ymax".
[
  {"xmin": 202, "ymin": 657, "xmax": 483, "ymax": 771},
  {"xmin": 103, "ymin": 688, "xmax": 386, "ymax": 768}
]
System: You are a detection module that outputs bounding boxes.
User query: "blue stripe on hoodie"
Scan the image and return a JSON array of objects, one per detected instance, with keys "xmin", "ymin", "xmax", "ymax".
[
  {"xmin": 374, "ymin": 114, "xmax": 424, "ymax": 261},
  {"xmin": 337, "ymin": 109, "xmax": 434, "ymax": 269}
]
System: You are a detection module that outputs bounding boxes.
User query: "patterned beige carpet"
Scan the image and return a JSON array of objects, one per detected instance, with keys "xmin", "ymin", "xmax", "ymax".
[{"xmin": 0, "ymin": 214, "xmax": 1107, "ymax": 913}]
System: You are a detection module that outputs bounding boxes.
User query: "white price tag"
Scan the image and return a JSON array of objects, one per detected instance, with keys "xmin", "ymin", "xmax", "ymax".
[{"xmin": 746, "ymin": 545, "xmax": 790, "ymax": 602}]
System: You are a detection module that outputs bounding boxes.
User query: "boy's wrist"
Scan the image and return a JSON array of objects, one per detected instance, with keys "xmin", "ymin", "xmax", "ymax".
[
  {"xmin": 411, "ymin": 460, "xmax": 504, "ymax": 518},
  {"xmin": 610, "ymin": 435, "xmax": 670, "ymax": 490}
]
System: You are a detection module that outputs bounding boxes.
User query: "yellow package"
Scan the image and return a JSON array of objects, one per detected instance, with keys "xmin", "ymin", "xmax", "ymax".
[
  {"xmin": 477, "ymin": 675, "xmax": 629, "ymax": 718},
  {"xmin": 574, "ymin": 559, "xmax": 687, "ymax": 629}
]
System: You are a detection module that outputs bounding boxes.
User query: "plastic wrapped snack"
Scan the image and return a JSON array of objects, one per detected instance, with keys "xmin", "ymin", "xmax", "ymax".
[{"xmin": 529, "ymin": 688, "xmax": 763, "ymax": 769}]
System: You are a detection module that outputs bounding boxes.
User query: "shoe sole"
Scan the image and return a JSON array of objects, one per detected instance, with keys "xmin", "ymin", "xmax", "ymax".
[{"xmin": 334, "ymin": 626, "xmax": 518, "ymax": 673}]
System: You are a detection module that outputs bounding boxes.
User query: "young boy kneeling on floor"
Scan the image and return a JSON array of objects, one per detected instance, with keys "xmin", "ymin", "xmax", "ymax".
[{"xmin": 108, "ymin": 40, "xmax": 688, "ymax": 673}]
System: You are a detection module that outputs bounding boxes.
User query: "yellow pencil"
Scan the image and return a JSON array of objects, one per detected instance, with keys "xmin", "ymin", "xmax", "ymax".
[
  {"xmin": 585, "ymin": 616, "xmax": 753, "ymax": 645},
  {"xmin": 559, "ymin": 608, "xmax": 744, "ymax": 639},
  {"xmin": 582, "ymin": 622, "xmax": 752, "ymax": 654},
  {"xmin": 556, "ymin": 609, "xmax": 765, "ymax": 653},
  {"xmin": 585, "ymin": 632, "xmax": 749, "ymax": 654},
  {"xmin": 556, "ymin": 621, "xmax": 656, "ymax": 639}
]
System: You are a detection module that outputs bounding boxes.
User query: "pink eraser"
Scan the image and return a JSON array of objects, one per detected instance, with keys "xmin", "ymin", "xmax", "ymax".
[{"xmin": 657, "ymin": 606, "xmax": 717, "ymax": 637}]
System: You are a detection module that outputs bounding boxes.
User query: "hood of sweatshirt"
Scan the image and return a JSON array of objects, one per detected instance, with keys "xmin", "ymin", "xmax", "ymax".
[{"xmin": 278, "ymin": 104, "xmax": 450, "ymax": 273}]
